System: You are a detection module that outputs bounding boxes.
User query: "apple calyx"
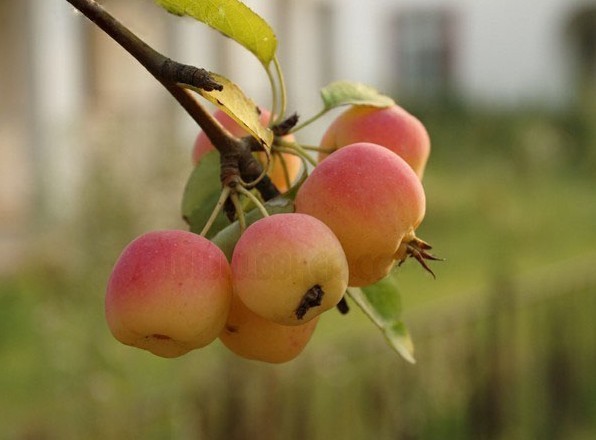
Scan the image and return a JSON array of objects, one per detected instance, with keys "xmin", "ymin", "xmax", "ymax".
[
  {"xmin": 295, "ymin": 285, "xmax": 325, "ymax": 319},
  {"xmin": 396, "ymin": 236, "xmax": 442, "ymax": 278}
]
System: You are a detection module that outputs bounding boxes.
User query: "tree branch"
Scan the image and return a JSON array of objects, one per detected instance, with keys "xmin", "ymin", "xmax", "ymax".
[
  {"xmin": 65, "ymin": 0, "xmax": 280, "ymax": 199},
  {"xmin": 67, "ymin": 0, "xmax": 220, "ymax": 92},
  {"xmin": 65, "ymin": 0, "xmax": 232, "ymax": 145}
]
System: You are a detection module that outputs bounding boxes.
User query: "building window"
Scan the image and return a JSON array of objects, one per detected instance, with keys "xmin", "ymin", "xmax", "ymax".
[
  {"xmin": 566, "ymin": 7, "xmax": 596, "ymax": 86},
  {"xmin": 392, "ymin": 8, "xmax": 455, "ymax": 98}
]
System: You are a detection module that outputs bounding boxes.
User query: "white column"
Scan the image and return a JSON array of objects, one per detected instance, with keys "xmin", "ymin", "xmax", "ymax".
[
  {"xmin": 27, "ymin": 0, "xmax": 85, "ymax": 220},
  {"xmin": 284, "ymin": 0, "xmax": 327, "ymax": 113},
  {"xmin": 332, "ymin": 0, "xmax": 382, "ymax": 85}
]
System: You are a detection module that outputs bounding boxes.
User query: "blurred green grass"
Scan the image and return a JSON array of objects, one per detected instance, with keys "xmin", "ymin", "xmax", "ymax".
[
  {"xmin": 395, "ymin": 104, "xmax": 596, "ymax": 310},
  {"xmin": 1, "ymin": 105, "xmax": 595, "ymax": 439}
]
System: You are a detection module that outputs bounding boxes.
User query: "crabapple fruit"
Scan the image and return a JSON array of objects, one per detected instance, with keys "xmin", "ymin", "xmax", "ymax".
[
  {"xmin": 219, "ymin": 294, "xmax": 319, "ymax": 363},
  {"xmin": 105, "ymin": 230, "xmax": 232, "ymax": 358},
  {"xmin": 192, "ymin": 108, "xmax": 301, "ymax": 191},
  {"xmin": 320, "ymin": 105, "xmax": 430, "ymax": 178},
  {"xmin": 231, "ymin": 213, "xmax": 349, "ymax": 325},
  {"xmin": 295, "ymin": 142, "xmax": 426, "ymax": 287}
]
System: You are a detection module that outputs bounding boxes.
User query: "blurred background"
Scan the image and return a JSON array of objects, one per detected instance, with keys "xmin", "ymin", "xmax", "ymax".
[{"xmin": 1, "ymin": 0, "xmax": 596, "ymax": 438}]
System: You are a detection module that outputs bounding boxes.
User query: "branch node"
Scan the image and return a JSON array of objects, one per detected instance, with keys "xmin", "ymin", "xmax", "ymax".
[{"xmin": 162, "ymin": 59, "xmax": 223, "ymax": 92}]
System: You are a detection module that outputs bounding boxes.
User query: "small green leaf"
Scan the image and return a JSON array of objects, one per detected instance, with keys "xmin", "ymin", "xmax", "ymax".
[
  {"xmin": 211, "ymin": 195, "xmax": 295, "ymax": 260},
  {"xmin": 183, "ymin": 72, "xmax": 274, "ymax": 153},
  {"xmin": 321, "ymin": 81, "xmax": 395, "ymax": 111},
  {"xmin": 347, "ymin": 276, "xmax": 415, "ymax": 363},
  {"xmin": 155, "ymin": 0, "xmax": 277, "ymax": 66},
  {"xmin": 181, "ymin": 151, "xmax": 229, "ymax": 238}
]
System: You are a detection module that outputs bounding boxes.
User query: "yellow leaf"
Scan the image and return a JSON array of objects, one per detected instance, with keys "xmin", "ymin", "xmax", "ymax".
[{"xmin": 155, "ymin": 0, "xmax": 277, "ymax": 66}]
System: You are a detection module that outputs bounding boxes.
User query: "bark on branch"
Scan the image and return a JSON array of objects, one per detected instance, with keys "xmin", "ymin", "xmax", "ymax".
[{"xmin": 65, "ymin": 0, "xmax": 280, "ymax": 200}]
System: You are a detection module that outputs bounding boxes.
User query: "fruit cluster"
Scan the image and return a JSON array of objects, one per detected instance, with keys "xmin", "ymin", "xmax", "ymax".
[{"xmin": 105, "ymin": 104, "xmax": 434, "ymax": 363}]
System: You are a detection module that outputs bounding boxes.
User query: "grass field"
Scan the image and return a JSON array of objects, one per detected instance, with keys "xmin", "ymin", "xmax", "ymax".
[{"xmin": 1, "ymin": 105, "xmax": 595, "ymax": 439}]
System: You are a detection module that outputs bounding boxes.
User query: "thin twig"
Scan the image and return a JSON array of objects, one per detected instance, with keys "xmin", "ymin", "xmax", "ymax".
[
  {"xmin": 200, "ymin": 186, "xmax": 232, "ymax": 237},
  {"xmin": 236, "ymin": 186, "xmax": 270, "ymax": 218},
  {"xmin": 230, "ymin": 193, "xmax": 247, "ymax": 233},
  {"xmin": 65, "ymin": 0, "xmax": 235, "ymax": 154},
  {"xmin": 276, "ymin": 146, "xmax": 317, "ymax": 168},
  {"xmin": 65, "ymin": 0, "xmax": 282, "ymax": 200},
  {"xmin": 276, "ymin": 151, "xmax": 292, "ymax": 190}
]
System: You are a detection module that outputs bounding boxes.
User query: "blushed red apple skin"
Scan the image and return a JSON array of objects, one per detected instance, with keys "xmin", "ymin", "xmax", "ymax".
[
  {"xmin": 319, "ymin": 105, "xmax": 430, "ymax": 178},
  {"xmin": 231, "ymin": 213, "xmax": 349, "ymax": 326},
  {"xmin": 219, "ymin": 294, "xmax": 319, "ymax": 363},
  {"xmin": 105, "ymin": 230, "xmax": 232, "ymax": 358},
  {"xmin": 296, "ymin": 142, "xmax": 426, "ymax": 287},
  {"xmin": 192, "ymin": 109, "xmax": 301, "ymax": 192}
]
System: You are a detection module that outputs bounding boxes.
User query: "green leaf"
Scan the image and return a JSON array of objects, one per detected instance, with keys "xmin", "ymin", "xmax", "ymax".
[
  {"xmin": 321, "ymin": 81, "xmax": 395, "ymax": 111},
  {"xmin": 211, "ymin": 195, "xmax": 295, "ymax": 260},
  {"xmin": 183, "ymin": 72, "xmax": 274, "ymax": 153},
  {"xmin": 181, "ymin": 151, "xmax": 229, "ymax": 238},
  {"xmin": 155, "ymin": 0, "xmax": 277, "ymax": 66},
  {"xmin": 347, "ymin": 276, "xmax": 416, "ymax": 363}
]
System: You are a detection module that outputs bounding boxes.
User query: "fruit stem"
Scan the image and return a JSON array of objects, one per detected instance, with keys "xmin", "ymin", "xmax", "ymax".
[
  {"xmin": 272, "ymin": 56, "xmax": 288, "ymax": 125},
  {"xmin": 230, "ymin": 193, "xmax": 247, "ymax": 233},
  {"xmin": 289, "ymin": 142, "xmax": 318, "ymax": 167},
  {"xmin": 275, "ymin": 147, "xmax": 311, "ymax": 173},
  {"xmin": 276, "ymin": 151, "xmax": 293, "ymax": 190},
  {"xmin": 200, "ymin": 186, "xmax": 232, "ymax": 237},
  {"xmin": 236, "ymin": 186, "xmax": 270, "ymax": 218},
  {"xmin": 300, "ymin": 144, "xmax": 336, "ymax": 155},
  {"xmin": 266, "ymin": 66, "xmax": 279, "ymax": 127},
  {"xmin": 276, "ymin": 141, "xmax": 317, "ymax": 167}
]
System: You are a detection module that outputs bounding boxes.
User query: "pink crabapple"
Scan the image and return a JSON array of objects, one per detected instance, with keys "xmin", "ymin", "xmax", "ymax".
[
  {"xmin": 296, "ymin": 142, "xmax": 434, "ymax": 287},
  {"xmin": 231, "ymin": 213, "xmax": 349, "ymax": 325},
  {"xmin": 105, "ymin": 230, "xmax": 232, "ymax": 358},
  {"xmin": 319, "ymin": 104, "xmax": 430, "ymax": 178},
  {"xmin": 219, "ymin": 294, "xmax": 319, "ymax": 363}
]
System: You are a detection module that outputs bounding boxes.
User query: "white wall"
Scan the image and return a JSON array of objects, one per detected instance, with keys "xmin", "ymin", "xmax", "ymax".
[
  {"xmin": 457, "ymin": 0, "xmax": 582, "ymax": 107},
  {"xmin": 312, "ymin": 0, "xmax": 594, "ymax": 107}
]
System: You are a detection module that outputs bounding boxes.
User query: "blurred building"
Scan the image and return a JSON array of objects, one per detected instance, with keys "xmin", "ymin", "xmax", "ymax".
[{"xmin": 1, "ymin": 0, "xmax": 595, "ymax": 272}]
